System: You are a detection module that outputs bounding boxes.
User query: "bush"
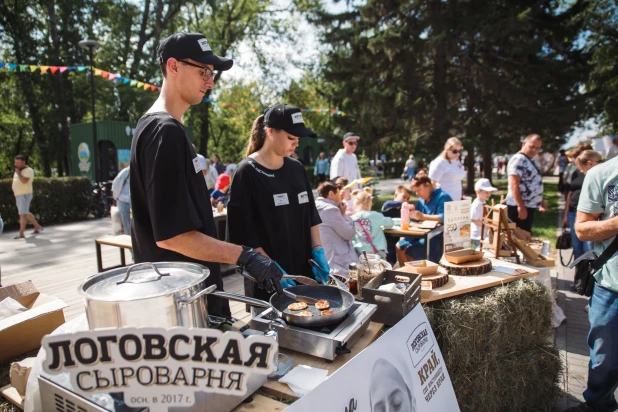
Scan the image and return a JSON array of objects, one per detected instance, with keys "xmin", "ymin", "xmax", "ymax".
[{"xmin": 0, "ymin": 177, "xmax": 92, "ymax": 230}]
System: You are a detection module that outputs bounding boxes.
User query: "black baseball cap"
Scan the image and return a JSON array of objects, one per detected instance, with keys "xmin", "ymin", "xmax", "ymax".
[
  {"xmin": 343, "ymin": 132, "xmax": 360, "ymax": 141},
  {"xmin": 157, "ymin": 33, "xmax": 233, "ymax": 71},
  {"xmin": 264, "ymin": 104, "xmax": 316, "ymax": 138}
]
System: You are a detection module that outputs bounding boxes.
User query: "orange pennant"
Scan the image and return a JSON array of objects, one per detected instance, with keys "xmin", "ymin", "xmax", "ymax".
[
  {"xmin": 49, "ymin": 66, "xmax": 59, "ymax": 74},
  {"xmin": 40, "ymin": 66, "xmax": 49, "ymax": 73},
  {"xmin": 101, "ymin": 71, "xmax": 109, "ymax": 79}
]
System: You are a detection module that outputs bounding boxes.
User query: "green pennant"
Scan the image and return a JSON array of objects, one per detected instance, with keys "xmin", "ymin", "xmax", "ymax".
[{"xmin": 19, "ymin": 65, "xmax": 28, "ymax": 72}]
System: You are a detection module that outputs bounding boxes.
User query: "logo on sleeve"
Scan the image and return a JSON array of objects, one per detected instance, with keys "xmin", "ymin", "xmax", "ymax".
[
  {"xmin": 291, "ymin": 112, "xmax": 304, "ymax": 124},
  {"xmin": 298, "ymin": 191, "xmax": 309, "ymax": 204},
  {"xmin": 609, "ymin": 185, "xmax": 618, "ymax": 202},
  {"xmin": 197, "ymin": 38, "xmax": 211, "ymax": 51}
]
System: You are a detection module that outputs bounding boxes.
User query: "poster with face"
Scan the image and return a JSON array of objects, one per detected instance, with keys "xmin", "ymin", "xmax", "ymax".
[{"xmin": 285, "ymin": 304, "xmax": 459, "ymax": 412}]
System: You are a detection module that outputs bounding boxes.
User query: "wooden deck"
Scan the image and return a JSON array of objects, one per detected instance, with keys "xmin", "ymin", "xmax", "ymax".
[{"xmin": 0, "ymin": 218, "xmax": 250, "ymax": 323}]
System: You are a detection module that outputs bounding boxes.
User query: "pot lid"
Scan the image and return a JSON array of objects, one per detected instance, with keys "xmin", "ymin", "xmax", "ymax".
[{"xmin": 80, "ymin": 262, "xmax": 210, "ymax": 301}]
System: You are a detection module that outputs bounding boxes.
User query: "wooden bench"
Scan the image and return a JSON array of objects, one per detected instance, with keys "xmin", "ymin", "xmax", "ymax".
[{"xmin": 95, "ymin": 234, "xmax": 132, "ymax": 272}]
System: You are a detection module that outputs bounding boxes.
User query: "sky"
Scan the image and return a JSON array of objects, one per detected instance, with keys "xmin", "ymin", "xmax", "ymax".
[{"xmin": 223, "ymin": 0, "xmax": 350, "ymax": 88}]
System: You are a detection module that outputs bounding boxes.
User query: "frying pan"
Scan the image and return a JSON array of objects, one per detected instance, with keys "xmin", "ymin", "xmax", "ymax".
[
  {"xmin": 241, "ymin": 271, "xmax": 356, "ymax": 327},
  {"xmin": 269, "ymin": 284, "xmax": 356, "ymax": 327}
]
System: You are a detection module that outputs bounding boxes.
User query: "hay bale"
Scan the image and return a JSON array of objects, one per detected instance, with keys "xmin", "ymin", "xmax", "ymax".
[{"xmin": 424, "ymin": 280, "xmax": 561, "ymax": 412}]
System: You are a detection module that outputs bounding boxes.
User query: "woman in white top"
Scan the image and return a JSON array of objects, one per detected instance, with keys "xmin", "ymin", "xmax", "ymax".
[{"xmin": 428, "ymin": 137, "xmax": 466, "ymax": 200}]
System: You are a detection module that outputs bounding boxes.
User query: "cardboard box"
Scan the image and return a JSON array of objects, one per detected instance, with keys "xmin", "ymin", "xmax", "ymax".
[
  {"xmin": 10, "ymin": 357, "xmax": 36, "ymax": 396},
  {"xmin": 401, "ymin": 260, "xmax": 439, "ymax": 276},
  {"xmin": 0, "ymin": 281, "xmax": 67, "ymax": 363}
]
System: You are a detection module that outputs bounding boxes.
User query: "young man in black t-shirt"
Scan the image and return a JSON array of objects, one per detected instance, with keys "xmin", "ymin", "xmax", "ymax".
[{"xmin": 130, "ymin": 33, "xmax": 284, "ymax": 316}]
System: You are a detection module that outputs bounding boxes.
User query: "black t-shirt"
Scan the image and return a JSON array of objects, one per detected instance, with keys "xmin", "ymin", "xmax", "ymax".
[
  {"xmin": 568, "ymin": 172, "xmax": 586, "ymax": 212},
  {"xmin": 129, "ymin": 112, "xmax": 230, "ymax": 316},
  {"xmin": 381, "ymin": 200, "xmax": 404, "ymax": 218},
  {"xmin": 227, "ymin": 157, "xmax": 321, "ymax": 301}
]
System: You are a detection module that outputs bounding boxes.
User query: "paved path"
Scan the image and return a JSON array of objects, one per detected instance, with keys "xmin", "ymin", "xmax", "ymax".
[{"xmin": 0, "ymin": 218, "xmax": 250, "ymax": 323}]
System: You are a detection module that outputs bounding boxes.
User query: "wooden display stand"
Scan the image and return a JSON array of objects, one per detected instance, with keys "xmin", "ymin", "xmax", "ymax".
[
  {"xmin": 480, "ymin": 203, "xmax": 520, "ymax": 263},
  {"xmin": 439, "ymin": 257, "xmax": 493, "ymax": 276}
]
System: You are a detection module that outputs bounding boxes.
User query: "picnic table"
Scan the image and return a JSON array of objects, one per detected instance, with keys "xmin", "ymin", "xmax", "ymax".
[{"xmin": 383, "ymin": 222, "xmax": 444, "ymax": 260}]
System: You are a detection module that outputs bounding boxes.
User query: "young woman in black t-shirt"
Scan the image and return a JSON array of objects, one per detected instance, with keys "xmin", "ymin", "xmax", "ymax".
[
  {"xmin": 227, "ymin": 104, "xmax": 330, "ymax": 301},
  {"xmin": 561, "ymin": 150, "xmax": 601, "ymax": 260}
]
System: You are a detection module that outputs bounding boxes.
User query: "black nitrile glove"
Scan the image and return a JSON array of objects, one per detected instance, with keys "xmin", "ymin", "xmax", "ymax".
[{"xmin": 237, "ymin": 246, "xmax": 284, "ymax": 295}]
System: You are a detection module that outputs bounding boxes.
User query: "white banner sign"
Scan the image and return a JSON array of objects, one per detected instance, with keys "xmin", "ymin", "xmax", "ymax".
[
  {"xmin": 443, "ymin": 199, "xmax": 472, "ymax": 252},
  {"xmin": 286, "ymin": 304, "xmax": 460, "ymax": 412},
  {"xmin": 42, "ymin": 327, "xmax": 277, "ymax": 411}
]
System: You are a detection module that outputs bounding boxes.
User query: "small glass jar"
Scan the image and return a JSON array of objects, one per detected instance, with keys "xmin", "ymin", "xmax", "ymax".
[{"xmin": 348, "ymin": 263, "xmax": 359, "ymax": 295}]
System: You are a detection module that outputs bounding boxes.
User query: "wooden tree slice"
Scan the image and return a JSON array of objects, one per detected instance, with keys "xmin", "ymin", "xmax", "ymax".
[
  {"xmin": 439, "ymin": 257, "xmax": 493, "ymax": 276},
  {"xmin": 422, "ymin": 272, "xmax": 449, "ymax": 289}
]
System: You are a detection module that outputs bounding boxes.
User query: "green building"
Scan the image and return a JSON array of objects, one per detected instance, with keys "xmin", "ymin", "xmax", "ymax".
[{"xmin": 70, "ymin": 121, "xmax": 195, "ymax": 181}]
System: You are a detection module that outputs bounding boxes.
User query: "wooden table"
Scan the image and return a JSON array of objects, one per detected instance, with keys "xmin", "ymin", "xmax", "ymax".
[
  {"xmin": 383, "ymin": 224, "xmax": 444, "ymax": 260},
  {"xmin": 94, "ymin": 234, "xmax": 132, "ymax": 272},
  {"xmin": 420, "ymin": 257, "xmax": 540, "ymax": 303}
]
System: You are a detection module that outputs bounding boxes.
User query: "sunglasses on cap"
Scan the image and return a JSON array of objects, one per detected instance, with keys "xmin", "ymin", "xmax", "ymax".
[{"xmin": 347, "ymin": 141, "xmax": 358, "ymax": 146}]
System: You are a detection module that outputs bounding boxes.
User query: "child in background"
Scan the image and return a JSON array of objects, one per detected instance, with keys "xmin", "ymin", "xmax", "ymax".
[
  {"xmin": 381, "ymin": 185, "xmax": 413, "ymax": 218},
  {"xmin": 351, "ymin": 188, "xmax": 394, "ymax": 259},
  {"xmin": 470, "ymin": 178, "xmax": 498, "ymax": 249},
  {"xmin": 335, "ymin": 176, "xmax": 354, "ymax": 215},
  {"xmin": 382, "ymin": 185, "xmax": 413, "ymax": 264}
]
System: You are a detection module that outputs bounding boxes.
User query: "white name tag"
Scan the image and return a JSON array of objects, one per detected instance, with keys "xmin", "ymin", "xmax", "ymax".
[
  {"xmin": 192, "ymin": 157, "xmax": 202, "ymax": 174},
  {"xmin": 298, "ymin": 191, "xmax": 309, "ymax": 204},
  {"xmin": 197, "ymin": 38, "xmax": 212, "ymax": 51},
  {"xmin": 274, "ymin": 193, "xmax": 289, "ymax": 206},
  {"xmin": 291, "ymin": 112, "xmax": 304, "ymax": 124}
]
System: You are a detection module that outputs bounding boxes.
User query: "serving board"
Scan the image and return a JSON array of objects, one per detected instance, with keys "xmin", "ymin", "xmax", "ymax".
[
  {"xmin": 422, "ymin": 258, "xmax": 539, "ymax": 303},
  {"xmin": 440, "ymin": 257, "xmax": 493, "ymax": 276}
]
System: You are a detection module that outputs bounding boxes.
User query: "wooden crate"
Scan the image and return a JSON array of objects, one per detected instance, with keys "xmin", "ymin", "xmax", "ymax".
[{"xmin": 362, "ymin": 270, "xmax": 421, "ymax": 326}]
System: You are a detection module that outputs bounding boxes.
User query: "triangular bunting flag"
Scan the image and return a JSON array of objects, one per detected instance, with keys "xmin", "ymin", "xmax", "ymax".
[
  {"xmin": 77, "ymin": 66, "xmax": 87, "ymax": 72},
  {"xmin": 130, "ymin": 80, "xmax": 137, "ymax": 86},
  {"xmin": 123, "ymin": 79, "xmax": 131, "ymax": 84},
  {"xmin": 30, "ymin": 65, "xmax": 38, "ymax": 72},
  {"xmin": 19, "ymin": 65, "xmax": 28, "ymax": 72},
  {"xmin": 94, "ymin": 68, "xmax": 102, "ymax": 76},
  {"xmin": 143, "ymin": 83, "xmax": 149, "ymax": 90},
  {"xmin": 115, "ymin": 76, "xmax": 123, "ymax": 82},
  {"xmin": 49, "ymin": 66, "xmax": 59, "ymax": 74},
  {"xmin": 40, "ymin": 66, "xmax": 49, "ymax": 73},
  {"xmin": 136, "ymin": 82, "xmax": 144, "ymax": 88},
  {"xmin": 150, "ymin": 85, "xmax": 156, "ymax": 91},
  {"xmin": 8, "ymin": 64, "xmax": 17, "ymax": 71},
  {"xmin": 108, "ymin": 73, "xmax": 116, "ymax": 81},
  {"xmin": 0, "ymin": 63, "xmax": 4, "ymax": 69},
  {"xmin": 157, "ymin": 87, "xmax": 161, "ymax": 92},
  {"xmin": 101, "ymin": 71, "xmax": 109, "ymax": 79},
  {"xmin": 59, "ymin": 66, "xmax": 68, "ymax": 73}
]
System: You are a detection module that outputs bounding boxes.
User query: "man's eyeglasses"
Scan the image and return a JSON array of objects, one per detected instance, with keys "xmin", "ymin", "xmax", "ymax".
[
  {"xmin": 179, "ymin": 60, "xmax": 215, "ymax": 82},
  {"xmin": 346, "ymin": 141, "xmax": 358, "ymax": 146}
]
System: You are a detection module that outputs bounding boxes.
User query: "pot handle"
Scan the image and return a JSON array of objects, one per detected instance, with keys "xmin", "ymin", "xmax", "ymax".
[
  {"xmin": 178, "ymin": 284, "xmax": 217, "ymax": 305},
  {"xmin": 211, "ymin": 290, "xmax": 272, "ymax": 309},
  {"xmin": 116, "ymin": 262, "xmax": 170, "ymax": 285}
]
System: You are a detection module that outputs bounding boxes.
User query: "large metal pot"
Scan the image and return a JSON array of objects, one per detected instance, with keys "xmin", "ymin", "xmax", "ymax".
[{"xmin": 80, "ymin": 262, "xmax": 273, "ymax": 330}]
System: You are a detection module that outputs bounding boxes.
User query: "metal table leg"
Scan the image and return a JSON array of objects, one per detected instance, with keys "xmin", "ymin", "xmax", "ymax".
[{"xmin": 95, "ymin": 241, "xmax": 103, "ymax": 272}]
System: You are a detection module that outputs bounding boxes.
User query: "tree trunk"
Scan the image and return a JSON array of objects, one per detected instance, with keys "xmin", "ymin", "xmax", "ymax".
[
  {"xmin": 430, "ymin": 0, "xmax": 449, "ymax": 153},
  {"xmin": 14, "ymin": 48, "xmax": 51, "ymax": 176},
  {"xmin": 46, "ymin": 0, "xmax": 72, "ymax": 176},
  {"xmin": 199, "ymin": 103, "xmax": 210, "ymax": 157},
  {"xmin": 465, "ymin": 147, "xmax": 475, "ymax": 195}
]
